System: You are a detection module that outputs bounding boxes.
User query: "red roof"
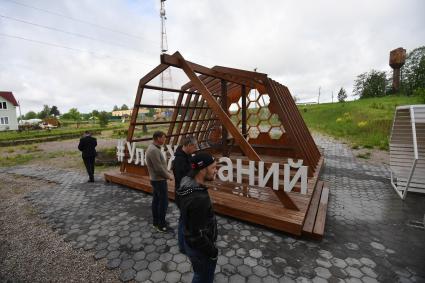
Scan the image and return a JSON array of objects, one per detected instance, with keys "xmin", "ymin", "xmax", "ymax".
[{"xmin": 0, "ymin": 91, "xmax": 19, "ymax": 106}]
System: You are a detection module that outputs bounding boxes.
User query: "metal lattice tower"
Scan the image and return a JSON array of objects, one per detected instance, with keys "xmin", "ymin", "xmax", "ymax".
[{"xmin": 160, "ymin": 0, "xmax": 174, "ymax": 106}]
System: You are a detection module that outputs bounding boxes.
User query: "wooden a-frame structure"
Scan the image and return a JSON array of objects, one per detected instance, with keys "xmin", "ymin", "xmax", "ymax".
[{"xmin": 105, "ymin": 52, "xmax": 329, "ymax": 238}]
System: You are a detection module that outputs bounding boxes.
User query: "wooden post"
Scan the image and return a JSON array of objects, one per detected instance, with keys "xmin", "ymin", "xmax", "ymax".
[
  {"xmin": 241, "ymin": 84, "xmax": 247, "ymax": 138},
  {"xmin": 221, "ymin": 79, "xmax": 228, "ymax": 147}
]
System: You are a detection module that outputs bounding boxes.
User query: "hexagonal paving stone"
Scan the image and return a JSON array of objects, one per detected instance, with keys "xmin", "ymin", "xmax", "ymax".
[
  {"xmin": 370, "ymin": 242, "xmax": 385, "ymax": 250},
  {"xmin": 318, "ymin": 250, "xmax": 333, "ymax": 260},
  {"xmin": 133, "ymin": 251, "xmax": 146, "ymax": 261},
  {"xmin": 284, "ymin": 266, "xmax": 298, "ymax": 278},
  {"xmin": 345, "ymin": 257, "xmax": 362, "ymax": 268},
  {"xmin": 229, "ymin": 274, "xmax": 245, "ymax": 283},
  {"xmin": 177, "ymin": 262, "xmax": 192, "ymax": 273},
  {"xmin": 165, "ymin": 271, "xmax": 181, "ymax": 283},
  {"xmin": 229, "ymin": 256, "xmax": 244, "ymax": 267},
  {"xmin": 135, "ymin": 269, "xmax": 151, "ymax": 282},
  {"xmin": 263, "ymin": 275, "xmax": 279, "ymax": 283},
  {"xmin": 173, "ymin": 253, "xmax": 186, "ymax": 263},
  {"xmin": 359, "ymin": 258, "xmax": 376, "ymax": 268},
  {"xmin": 316, "ymin": 258, "xmax": 332, "ymax": 268},
  {"xmin": 237, "ymin": 264, "xmax": 252, "ymax": 277},
  {"xmin": 134, "ymin": 260, "xmax": 149, "ymax": 271},
  {"xmin": 330, "ymin": 257, "xmax": 347, "ymax": 269},
  {"xmin": 248, "ymin": 249, "xmax": 262, "ymax": 259},
  {"xmin": 159, "ymin": 252, "xmax": 173, "ymax": 262},
  {"xmin": 119, "ymin": 269, "xmax": 136, "ymax": 282},
  {"xmin": 120, "ymin": 259, "xmax": 135, "ymax": 270},
  {"xmin": 314, "ymin": 267, "xmax": 332, "ymax": 279},
  {"xmin": 361, "ymin": 266, "xmax": 377, "ymax": 278},
  {"xmin": 148, "ymin": 260, "xmax": 162, "ymax": 272},
  {"xmin": 151, "ymin": 270, "xmax": 166, "ymax": 282},
  {"xmin": 362, "ymin": 276, "xmax": 379, "ymax": 283},
  {"xmin": 243, "ymin": 257, "xmax": 258, "ymax": 267},
  {"xmin": 106, "ymin": 258, "xmax": 121, "ymax": 269},
  {"xmin": 222, "ymin": 264, "xmax": 236, "ymax": 276},
  {"xmin": 345, "ymin": 266, "xmax": 363, "ymax": 278},
  {"xmin": 146, "ymin": 252, "xmax": 160, "ymax": 261},
  {"xmin": 94, "ymin": 249, "xmax": 108, "ymax": 260},
  {"xmin": 312, "ymin": 276, "xmax": 328, "ymax": 283}
]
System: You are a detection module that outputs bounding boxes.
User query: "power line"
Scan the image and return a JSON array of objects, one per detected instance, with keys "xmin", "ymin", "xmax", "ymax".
[
  {"xmin": 0, "ymin": 32, "xmax": 146, "ymax": 63},
  {"xmin": 3, "ymin": 0, "xmax": 149, "ymax": 41},
  {"xmin": 0, "ymin": 14, "xmax": 154, "ymax": 53}
]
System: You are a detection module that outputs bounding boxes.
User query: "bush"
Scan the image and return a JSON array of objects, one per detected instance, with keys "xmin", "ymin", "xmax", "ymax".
[
  {"xmin": 413, "ymin": 87, "xmax": 425, "ymax": 103},
  {"xmin": 98, "ymin": 111, "xmax": 109, "ymax": 127}
]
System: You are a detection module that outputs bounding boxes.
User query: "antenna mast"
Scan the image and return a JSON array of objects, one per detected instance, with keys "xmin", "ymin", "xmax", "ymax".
[{"xmin": 160, "ymin": 0, "xmax": 174, "ymax": 106}]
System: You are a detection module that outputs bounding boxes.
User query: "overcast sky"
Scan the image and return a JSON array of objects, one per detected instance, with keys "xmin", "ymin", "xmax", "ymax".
[{"xmin": 0, "ymin": 0, "xmax": 424, "ymax": 114}]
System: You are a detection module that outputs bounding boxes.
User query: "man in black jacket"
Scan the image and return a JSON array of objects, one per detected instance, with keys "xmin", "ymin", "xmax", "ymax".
[
  {"xmin": 78, "ymin": 131, "xmax": 97, "ymax": 182},
  {"xmin": 172, "ymin": 136, "xmax": 198, "ymax": 253},
  {"xmin": 176, "ymin": 152, "xmax": 218, "ymax": 283}
]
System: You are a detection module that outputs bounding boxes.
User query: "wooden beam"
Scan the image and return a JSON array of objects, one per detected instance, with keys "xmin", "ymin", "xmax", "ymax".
[
  {"xmin": 161, "ymin": 53, "xmax": 257, "ymax": 88},
  {"xmin": 175, "ymin": 52, "xmax": 261, "ymax": 161}
]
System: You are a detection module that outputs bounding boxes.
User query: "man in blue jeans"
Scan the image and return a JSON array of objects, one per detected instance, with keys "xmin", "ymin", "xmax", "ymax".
[
  {"xmin": 145, "ymin": 131, "xmax": 174, "ymax": 232},
  {"xmin": 177, "ymin": 152, "xmax": 218, "ymax": 283}
]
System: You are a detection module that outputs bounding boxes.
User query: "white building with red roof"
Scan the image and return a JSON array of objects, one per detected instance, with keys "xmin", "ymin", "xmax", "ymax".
[{"xmin": 0, "ymin": 91, "xmax": 19, "ymax": 131}]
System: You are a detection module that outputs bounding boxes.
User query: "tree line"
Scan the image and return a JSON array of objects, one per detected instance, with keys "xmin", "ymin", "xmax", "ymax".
[{"xmin": 336, "ymin": 46, "xmax": 425, "ymax": 102}]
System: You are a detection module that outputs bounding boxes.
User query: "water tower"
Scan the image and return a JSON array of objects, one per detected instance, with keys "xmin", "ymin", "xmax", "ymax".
[{"xmin": 389, "ymin": 47, "xmax": 406, "ymax": 92}]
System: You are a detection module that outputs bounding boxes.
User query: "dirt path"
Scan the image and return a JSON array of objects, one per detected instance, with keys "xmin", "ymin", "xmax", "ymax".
[{"xmin": 0, "ymin": 173, "xmax": 120, "ymax": 282}]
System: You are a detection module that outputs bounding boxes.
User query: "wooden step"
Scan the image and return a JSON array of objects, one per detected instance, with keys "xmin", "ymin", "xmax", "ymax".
[{"xmin": 302, "ymin": 181, "xmax": 329, "ymax": 239}]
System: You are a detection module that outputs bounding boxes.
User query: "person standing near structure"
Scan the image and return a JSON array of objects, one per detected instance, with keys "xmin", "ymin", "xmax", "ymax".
[
  {"xmin": 78, "ymin": 130, "xmax": 97, "ymax": 182},
  {"xmin": 177, "ymin": 152, "xmax": 218, "ymax": 283},
  {"xmin": 145, "ymin": 131, "xmax": 173, "ymax": 232},
  {"xmin": 172, "ymin": 136, "xmax": 198, "ymax": 253}
]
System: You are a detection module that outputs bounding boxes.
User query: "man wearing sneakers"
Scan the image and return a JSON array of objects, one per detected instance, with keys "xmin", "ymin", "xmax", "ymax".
[
  {"xmin": 145, "ymin": 131, "xmax": 173, "ymax": 232},
  {"xmin": 177, "ymin": 152, "xmax": 218, "ymax": 283}
]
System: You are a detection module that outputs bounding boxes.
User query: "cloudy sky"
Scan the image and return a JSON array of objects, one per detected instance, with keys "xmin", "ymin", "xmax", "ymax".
[{"xmin": 0, "ymin": 0, "xmax": 424, "ymax": 115}]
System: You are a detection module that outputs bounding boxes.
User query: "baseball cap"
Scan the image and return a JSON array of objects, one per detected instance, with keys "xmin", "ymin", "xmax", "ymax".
[{"xmin": 191, "ymin": 152, "xmax": 215, "ymax": 170}]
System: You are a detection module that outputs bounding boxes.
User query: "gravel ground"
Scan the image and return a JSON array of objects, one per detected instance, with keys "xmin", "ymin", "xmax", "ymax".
[{"xmin": 0, "ymin": 173, "xmax": 120, "ymax": 282}]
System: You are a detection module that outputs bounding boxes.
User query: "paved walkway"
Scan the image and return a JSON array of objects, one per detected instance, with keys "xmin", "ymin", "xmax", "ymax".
[{"xmin": 1, "ymin": 136, "xmax": 424, "ymax": 283}]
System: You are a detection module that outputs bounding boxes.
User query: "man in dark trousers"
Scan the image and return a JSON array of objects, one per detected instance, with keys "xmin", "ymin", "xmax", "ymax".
[
  {"xmin": 78, "ymin": 131, "xmax": 97, "ymax": 182},
  {"xmin": 172, "ymin": 136, "xmax": 198, "ymax": 253},
  {"xmin": 145, "ymin": 131, "xmax": 173, "ymax": 232},
  {"xmin": 177, "ymin": 152, "xmax": 218, "ymax": 283}
]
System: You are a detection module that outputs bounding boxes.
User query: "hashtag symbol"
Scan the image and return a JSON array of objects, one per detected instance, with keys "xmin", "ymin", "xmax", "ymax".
[{"xmin": 116, "ymin": 139, "xmax": 125, "ymax": 162}]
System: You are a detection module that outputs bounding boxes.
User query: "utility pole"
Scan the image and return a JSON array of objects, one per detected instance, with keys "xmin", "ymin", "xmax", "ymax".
[
  {"xmin": 331, "ymin": 91, "xmax": 334, "ymax": 103},
  {"xmin": 317, "ymin": 87, "xmax": 321, "ymax": 104}
]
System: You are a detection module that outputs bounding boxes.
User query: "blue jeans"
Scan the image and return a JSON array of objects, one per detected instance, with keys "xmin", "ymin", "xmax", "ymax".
[
  {"xmin": 185, "ymin": 243, "xmax": 217, "ymax": 283},
  {"xmin": 178, "ymin": 216, "xmax": 185, "ymax": 253},
  {"xmin": 150, "ymin": 180, "xmax": 168, "ymax": 227}
]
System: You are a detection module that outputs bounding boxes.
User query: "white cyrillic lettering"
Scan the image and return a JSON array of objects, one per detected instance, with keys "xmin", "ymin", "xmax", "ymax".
[
  {"xmin": 258, "ymin": 161, "xmax": 280, "ymax": 190},
  {"xmin": 126, "ymin": 141, "xmax": 137, "ymax": 163},
  {"xmin": 135, "ymin": 148, "xmax": 145, "ymax": 165},
  {"xmin": 236, "ymin": 159, "xmax": 255, "ymax": 186},
  {"xmin": 217, "ymin": 157, "xmax": 233, "ymax": 182},
  {"xmin": 284, "ymin": 159, "xmax": 308, "ymax": 194}
]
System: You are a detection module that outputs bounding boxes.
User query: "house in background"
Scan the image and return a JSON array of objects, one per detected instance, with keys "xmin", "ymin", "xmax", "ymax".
[{"xmin": 0, "ymin": 91, "xmax": 19, "ymax": 131}]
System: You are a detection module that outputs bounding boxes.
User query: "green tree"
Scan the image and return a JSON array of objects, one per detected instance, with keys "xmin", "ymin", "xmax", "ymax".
[
  {"xmin": 37, "ymin": 105, "xmax": 51, "ymax": 119},
  {"xmin": 121, "ymin": 104, "xmax": 129, "ymax": 110},
  {"xmin": 91, "ymin": 110, "xmax": 99, "ymax": 117},
  {"xmin": 402, "ymin": 46, "xmax": 425, "ymax": 95},
  {"xmin": 49, "ymin": 105, "xmax": 60, "ymax": 116},
  {"xmin": 24, "ymin": 111, "xmax": 37, "ymax": 119},
  {"xmin": 98, "ymin": 111, "xmax": 109, "ymax": 127},
  {"xmin": 353, "ymin": 70, "xmax": 388, "ymax": 98},
  {"xmin": 113, "ymin": 105, "xmax": 119, "ymax": 111},
  {"xmin": 337, "ymin": 87, "xmax": 347, "ymax": 102}
]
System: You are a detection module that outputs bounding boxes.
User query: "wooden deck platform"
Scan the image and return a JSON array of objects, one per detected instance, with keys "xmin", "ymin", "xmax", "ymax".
[{"xmin": 104, "ymin": 156, "xmax": 329, "ymax": 238}]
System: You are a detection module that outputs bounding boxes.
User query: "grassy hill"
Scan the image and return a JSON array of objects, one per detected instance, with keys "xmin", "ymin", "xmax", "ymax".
[{"xmin": 299, "ymin": 95, "xmax": 423, "ymax": 150}]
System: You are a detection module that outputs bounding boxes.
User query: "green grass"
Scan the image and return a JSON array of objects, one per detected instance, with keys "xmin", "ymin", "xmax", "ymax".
[
  {"xmin": 0, "ymin": 150, "xmax": 78, "ymax": 167},
  {"xmin": 299, "ymin": 95, "xmax": 422, "ymax": 150},
  {"xmin": 0, "ymin": 124, "xmax": 124, "ymax": 142}
]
